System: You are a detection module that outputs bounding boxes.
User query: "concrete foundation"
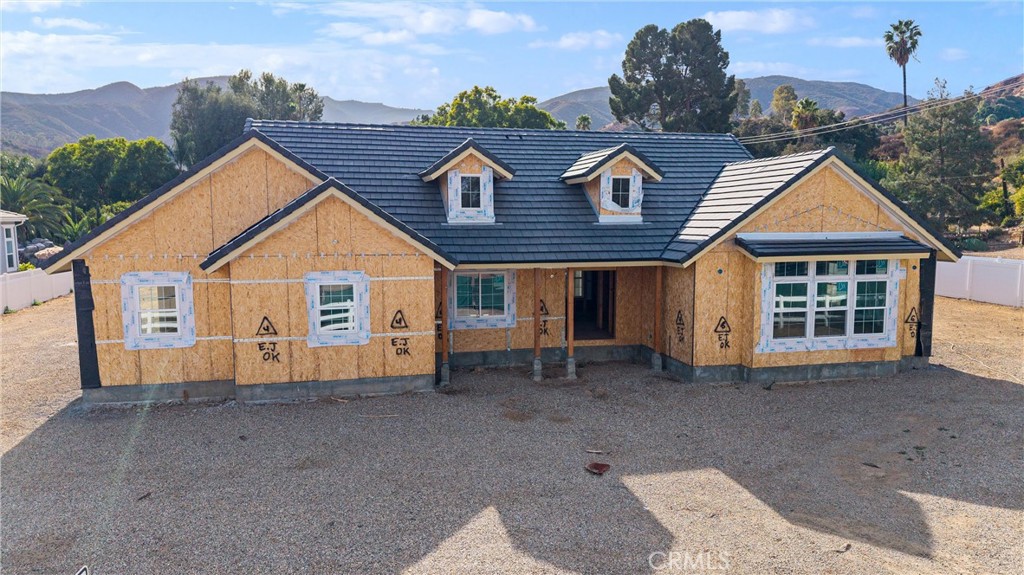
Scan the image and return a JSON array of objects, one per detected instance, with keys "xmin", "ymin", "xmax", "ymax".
[
  {"xmin": 532, "ymin": 358, "xmax": 543, "ymax": 382},
  {"xmin": 566, "ymin": 357, "xmax": 577, "ymax": 379}
]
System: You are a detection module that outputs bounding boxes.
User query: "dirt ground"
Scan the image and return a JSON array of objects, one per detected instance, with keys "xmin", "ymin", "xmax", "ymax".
[{"xmin": 1, "ymin": 295, "xmax": 1022, "ymax": 574}]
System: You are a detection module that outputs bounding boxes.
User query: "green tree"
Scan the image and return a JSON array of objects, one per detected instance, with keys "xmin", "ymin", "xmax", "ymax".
[
  {"xmin": 609, "ymin": 19, "xmax": 736, "ymax": 132},
  {"xmin": 171, "ymin": 71, "xmax": 324, "ymax": 167},
  {"xmin": 770, "ymin": 84, "xmax": 798, "ymax": 123},
  {"xmin": 107, "ymin": 138, "xmax": 178, "ymax": 202},
  {"xmin": 0, "ymin": 176, "xmax": 66, "ymax": 239},
  {"xmin": 1, "ymin": 153, "xmax": 37, "ymax": 180},
  {"xmin": 575, "ymin": 114, "xmax": 592, "ymax": 131},
  {"xmin": 732, "ymin": 117, "xmax": 790, "ymax": 158},
  {"xmin": 1003, "ymin": 156, "xmax": 1024, "ymax": 189},
  {"xmin": 45, "ymin": 136, "xmax": 127, "ymax": 220},
  {"xmin": 884, "ymin": 19, "xmax": 922, "ymax": 126},
  {"xmin": 749, "ymin": 99, "xmax": 763, "ymax": 118},
  {"xmin": 791, "ymin": 98, "xmax": 820, "ymax": 132},
  {"xmin": 416, "ymin": 86, "xmax": 565, "ymax": 129},
  {"xmin": 882, "ymin": 80, "xmax": 995, "ymax": 230},
  {"xmin": 732, "ymin": 78, "xmax": 751, "ymax": 120}
]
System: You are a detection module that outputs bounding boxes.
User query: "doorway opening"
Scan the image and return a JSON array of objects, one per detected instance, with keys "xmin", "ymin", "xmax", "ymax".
[{"xmin": 573, "ymin": 270, "xmax": 616, "ymax": 340}]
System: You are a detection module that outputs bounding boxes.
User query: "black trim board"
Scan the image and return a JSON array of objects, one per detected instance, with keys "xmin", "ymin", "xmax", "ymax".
[
  {"xmin": 200, "ymin": 178, "xmax": 458, "ymax": 270},
  {"xmin": 72, "ymin": 259, "xmax": 101, "ymax": 390},
  {"xmin": 43, "ymin": 129, "xmax": 328, "ymax": 272},
  {"xmin": 418, "ymin": 138, "xmax": 516, "ymax": 180},
  {"xmin": 735, "ymin": 236, "xmax": 931, "ymax": 258},
  {"xmin": 561, "ymin": 143, "xmax": 666, "ymax": 181}
]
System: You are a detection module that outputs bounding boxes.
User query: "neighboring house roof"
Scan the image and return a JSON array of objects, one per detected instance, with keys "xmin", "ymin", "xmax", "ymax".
[
  {"xmin": 663, "ymin": 147, "xmax": 959, "ymax": 264},
  {"xmin": 418, "ymin": 138, "xmax": 516, "ymax": 181},
  {"xmin": 560, "ymin": 143, "xmax": 665, "ymax": 184},
  {"xmin": 201, "ymin": 178, "xmax": 457, "ymax": 272},
  {"xmin": 248, "ymin": 121, "xmax": 748, "ymax": 265},
  {"xmin": 735, "ymin": 234, "xmax": 932, "ymax": 260},
  {"xmin": 0, "ymin": 210, "xmax": 28, "ymax": 225}
]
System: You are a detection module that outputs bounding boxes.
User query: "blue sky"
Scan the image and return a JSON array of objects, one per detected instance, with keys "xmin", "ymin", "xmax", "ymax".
[{"xmin": 1, "ymin": 1, "xmax": 1021, "ymax": 109}]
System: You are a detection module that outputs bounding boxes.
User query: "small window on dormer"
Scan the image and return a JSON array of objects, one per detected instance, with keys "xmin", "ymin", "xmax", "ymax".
[
  {"xmin": 460, "ymin": 175, "xmax": 482, "ymax": 209},
  {"xmin": 611, "ymin": 177, "xmax": 630, "ymax": 209}
]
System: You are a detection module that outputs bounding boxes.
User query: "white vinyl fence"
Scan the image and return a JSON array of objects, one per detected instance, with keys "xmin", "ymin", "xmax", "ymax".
[
  {"xmin": 0, "ymin": 269, "xmax": 73, "ymax": 312},
  {"xmin": 936, "ymin": 256, "xmax": 1024, "ymax": 308}
]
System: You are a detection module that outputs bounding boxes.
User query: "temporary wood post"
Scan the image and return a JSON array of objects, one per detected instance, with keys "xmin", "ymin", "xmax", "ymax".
[
  {"xmin": 533, "ymin": 268, "xmax": 543, "ymax": 381},
  {"xmin": 652, "ymin": 265, "xmax": 664, "ymax": 371},
  {"xmin": 596, "ymin": 271, "xmax": 604, "ymax": 329},
  {"xmin": 439, "ymin": 267, "xmax": 450, "ymax": 386},
  {"xmin": 566, "ymin": 268, "xmax": 576, "ymax": 379}
]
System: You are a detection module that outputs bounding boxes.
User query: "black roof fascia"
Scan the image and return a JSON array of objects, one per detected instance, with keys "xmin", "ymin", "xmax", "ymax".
[
  {"xmin": 735, "ymin": 236, "xmax": 932, "ymax": 258},
  {"xmin": 417, "ymin": 138, "xmax": 516, "ymax": 179},
  {"xmin": 564, "ymin": 143, "xmax": 666, "ymax": 181},
  {"xmin": 43, "ymin": 129, "xmax": 327, "ymax": 271},
  {"xmin": 201, "ymin": 178, "xmax": 458, "ymax": 270}
]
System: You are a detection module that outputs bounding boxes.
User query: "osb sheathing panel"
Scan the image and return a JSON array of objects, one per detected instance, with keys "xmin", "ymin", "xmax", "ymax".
[
  {"xmin": 663, "ymin": 266, "xmax": 695, "ymax": 364},
  {"xmin": 576, "ymin": 267, "xmax": 648, "ymax": 348},
  {"xmin": 207, "ymin": 283, "xmax": 233, "ymax": 337},
  {"xmin": 739, "ymin": 165, "xmax": 908, "ymax": 235},
  {"xmin": 235, "ymin": 342, "xmax": 292, "ymax": 385},
  {"xmin": 91, "ymin": 283, "xmax": 120, "ymax": 341},
  {"xmin": 385, "ymin": 335, "xmax": 434, "ymax": 377},
  {"xmin": 97, "ymin": 345, "xmax": 140, "ymax": 386},
  {"xmin": 693, "ymin": 252, "xmax": 751, "ymax": 366},
  {"xmin": 141, "ymin": 348, "xmax": 184, "ymax": 385},
  {"xmin": 211, "ymin": 148, "xmax": 270, "ymax": 248},
  {"xmin": 268, "ymin": 157, "xmax": 315, "ymax": 214},
  {"xmin": 209, "ymin": 340, "xmax": 234, "ymax": 381},
  {"xmin": 455, "ymin": 154, "xmax": 487, "ymax": 174},
  {"xmin": 316, "ymin": 345, "xmax": 360, "ymax": 381},
  {"xmin": 455, "ymin": 328, "xmax": 509, "ymax": 353},
  {"xmin": 183, "ymin": 340, "xmax": 212, "ymax": 381},
  {"xmin": 900, "ymin": 260, "xmax": 922, "ymax": 356}
]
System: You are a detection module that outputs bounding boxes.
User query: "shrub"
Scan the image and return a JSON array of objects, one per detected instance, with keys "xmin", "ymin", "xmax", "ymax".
[
  {"xmin": 959, "ymin": 237, "xmax": 988, "ymax": 252},
  {"xmin": 17, "ymin": 262, "xmax": 35, "ymax": 271}
]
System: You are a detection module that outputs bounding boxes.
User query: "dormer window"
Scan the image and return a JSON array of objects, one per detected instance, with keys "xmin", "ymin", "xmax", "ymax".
[
  {"xmin": 460, "ymin": 175, "xmax": 482, "ymax": 208},
  {"xmin": 611, "ymin": 177, "xmax": 630, "ymax": 209},
  {"xmin": 419, "ymin": 138, "xmax": 515, "ymax": 225},
  {"xmin": 561, "ymin": 143, "xmax": 664, "ymax": 224}
]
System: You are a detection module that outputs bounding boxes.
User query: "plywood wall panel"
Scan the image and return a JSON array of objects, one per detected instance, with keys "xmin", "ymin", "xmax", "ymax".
[
  {"xmin": 317, "ymin": 345, "xmax": 359, "ymax": 382},
  {"xmin": 267, "ymin": 157, "xmax": 316, "ymax": 213},
  {"xmin": 235, "ymin": 341, "xmax": 291, "ymax": 385},
  {"xmin": 91, "ymin": 283, "xmax": 120, "ymax": 341},
  {"xmin": 97, "ymin": 345, "xmax": 140, "ymax": 386},
  {"xmin": 211, "ymin": 148, "xmax": 269, "ymax": 247},
  {"xmin": 357, "ymin": 337, "xmax": 387, "ymax": 379},
  {"xmin": 316, "ymin": 198, "xmax": 353, "ymax": 256},
  {"xmin": 140, "ymin": 348, "xmax": 184, "ymax": 385},
  {"xmin": 663, "ymin": 266, "xmax": 694, "ymax": 364},
  {"xmin": 289, "ymin": 340, "xmax": 319, "ymax": 383},
  {"xmin": 152, "ymin": 179, "xmax": 214, "ymax": 260},
  {"xmin": 384, "ymin": 334, "xmax": 434, "ymax": 377},
  {"xmin": 351, "ymin": 209, "xmax": 413, "ymax": 256},
  {"xmin": 209, "ymin": 340, "xmax": 234, "ymax": 381},
  {"xmin": 207, "ymin": 282, "xmax": 233, "ymax": 337},
  {"xmin": 183, "ymin": 340, "xmax": 213, "ymax": 382}
]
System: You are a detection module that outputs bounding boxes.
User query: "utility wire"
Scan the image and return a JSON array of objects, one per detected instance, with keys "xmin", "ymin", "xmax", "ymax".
[{"xmin": 737, "ymin": 78, "xmax": 1024, "ymax": 145}]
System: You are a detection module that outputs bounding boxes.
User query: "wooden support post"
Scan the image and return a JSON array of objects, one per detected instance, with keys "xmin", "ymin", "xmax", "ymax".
[
  {"xmin": 439, "ymin": 267, "xmax": 450, "ymax": 386},
  {"xmin": 596, "ymin": 271, "xmax": 604, "ymax": 330},
  {"xmin": 652, "ymin": 266, "xmax": 664, "ymax": 371},
  {"xmin": 532, "ymin": 269, "xmax": 543, "ymax": 381},
  {"xmin": 566, "ymin": 268, "xmax": 576, "ymax": 379}
]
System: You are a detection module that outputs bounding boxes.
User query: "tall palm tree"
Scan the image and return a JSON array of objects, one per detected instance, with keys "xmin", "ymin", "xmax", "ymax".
[
  {"xmin": 0, "ymin": 176, "xmax": 66, "ymax": 240},
  {"xmin": 884, "ymin": 19, "xmax": 922, "ymax": 126},
  {"xmin": 791, "ymin": 98, "xmax": 821, "ymax": 132},
  {"xmin": 575, "ymin": 114, "xmax": 592, "ymax": 131}
]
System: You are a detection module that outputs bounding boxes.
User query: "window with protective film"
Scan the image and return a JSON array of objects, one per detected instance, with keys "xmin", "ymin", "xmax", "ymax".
[
  {"xmin": 121, "ymin": 272, "xmax": 195, "ymax": 350},
  {"xmin": 304, "ymin": 271, "xmax": 370, "ymax": 347}
]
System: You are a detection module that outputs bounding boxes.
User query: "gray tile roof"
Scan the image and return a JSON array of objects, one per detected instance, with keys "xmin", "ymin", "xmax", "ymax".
[
  {"xmin": 418, "ymin": 137, "xmax": 516, "ymax": 180},
  {"xmin": 560, "ymin": 143, "xmax": 663, "ymax": 181},
  {"xmin": 662, "ymin": 148, "xmax": 834, "ymax": 262},
  {"xmin": 248, "ymin": 121, "xmax": 751, "ymax": 264}
]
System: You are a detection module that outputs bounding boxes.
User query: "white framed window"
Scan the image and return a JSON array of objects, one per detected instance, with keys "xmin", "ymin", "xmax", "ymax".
[
  {"xmin": 2, "ymin": 226, "xmax": 17, "ymax": 271},
  {"xmin": 611, "ymin": 177, "xmax": 630, "ymax": 209},
  {"xmin": 449, "ymin": 270, "xmax": 516, "ymax": 329},
  {"xmin": 460, "ymin": 174, "xmax": 482, "ymax": 208},
  {"xmin": 121, "ymin": 272, "xmax": 195, "ymax": 350},
  {"xmin": 446, "ymin": 167, "xmax": 495, "ymax": 223},
  {"xmin": 304, "ymin": 271, "xmax": 370, "ymax": 347},
  {"xmin": 598, "ymin": 167, "xmax": 643, "ymax": 221},
  {"xmin": 757, "ymin": 259, "xmax": 903, "ymax": 353}
]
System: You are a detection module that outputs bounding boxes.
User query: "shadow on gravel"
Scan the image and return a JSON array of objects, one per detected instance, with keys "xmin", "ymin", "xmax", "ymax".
[{"xmin": 2, "ymin": 363, "xmax": 1022, "ymax": 573}]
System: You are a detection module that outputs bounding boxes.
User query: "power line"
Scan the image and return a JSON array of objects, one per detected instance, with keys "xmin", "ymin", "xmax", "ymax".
[{"xmin": 737, "ymin": 78, "xmax": 1024, "ymax": 145}]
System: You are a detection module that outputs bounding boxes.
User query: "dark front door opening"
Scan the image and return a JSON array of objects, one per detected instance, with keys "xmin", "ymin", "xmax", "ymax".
[{"xmin": 573, "ymin": 270, "xmax": 616, "ymax": 340}]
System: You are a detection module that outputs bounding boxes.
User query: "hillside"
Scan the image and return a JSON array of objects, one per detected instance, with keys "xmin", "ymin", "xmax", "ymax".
[
  {"xmin": 1, "ymin": 77, "xmax": 431, "ymax": 157},
  {"xmin": 743, "ymin": 76, "xmax": 918, "ymax": 118},
  {"xmin": 982, "ymin": 73, "xmax": 1024, "ymax": 101},
  {"xmin": 537, "ymin": 76, "xmax": 917, "ymax": 128}
]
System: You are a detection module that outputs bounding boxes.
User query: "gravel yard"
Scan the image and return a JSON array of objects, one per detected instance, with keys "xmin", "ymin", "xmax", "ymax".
[{"xmin": 1, "ymin": 296, "xmax": 1021, "ymax": 574}]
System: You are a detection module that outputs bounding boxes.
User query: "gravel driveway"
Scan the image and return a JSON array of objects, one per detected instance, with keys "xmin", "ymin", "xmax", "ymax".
[{"xmin": 1, "ymin": 296, "xmax": 1022, "ymax": 574}]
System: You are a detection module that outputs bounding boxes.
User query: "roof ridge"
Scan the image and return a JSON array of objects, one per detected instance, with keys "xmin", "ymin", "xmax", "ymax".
[
  {"xmin": 248, "ymin": 119, "xmax": 740, "ymax": 139},
  {"xmin": 724, "ymin": 146, "xmax": 834, "ymax": 167}
]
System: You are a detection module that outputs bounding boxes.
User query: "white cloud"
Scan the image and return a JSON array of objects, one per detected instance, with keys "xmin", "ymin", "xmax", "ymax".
[
  {"xmin": 465, "ymin": 8, "xmax": 535, "ymax": 34},
  {"xmin": 1, "ymin": 1, "xmax": 78, "ymax": 12},
  {"xmin": 808, "ymin": 36, "xmax": 883, "ymax": 48},
  {"xmin": 730, "ymin": 61, "xmax": 810, "ymax": 77},
  {"xmin": 0, "ymin": 30, "xmax": 451, "ymax": 106},
  {"xmin": 702, "ymin": 9, "xmax": 814, "ymax": 34},
  {"xmin": 31, "ymin": 16, "xmax": 103, "ymax": 31},
  {"xmin": 529, "ymin": 30, "xmax": 623, "ymax": 51},
  {"xmin": 848, "ymin": 6, "xmax": 878, "ymax": 19},
  {"xmin": 362, "ymin": 29, "xmax": 416, "ymax": 46},
  {"xmin": 941, "ymin": 48, "xmax": 969, "ymax": 62},
  {"xmin": 320, "ymin": 22, "xmax": 374, "ymax": 39}
]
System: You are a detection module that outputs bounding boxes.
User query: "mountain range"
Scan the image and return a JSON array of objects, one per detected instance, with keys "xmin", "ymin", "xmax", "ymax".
[{"xmin": 2, "ymin": 75, "xmax": 920, "ymax": 157}]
